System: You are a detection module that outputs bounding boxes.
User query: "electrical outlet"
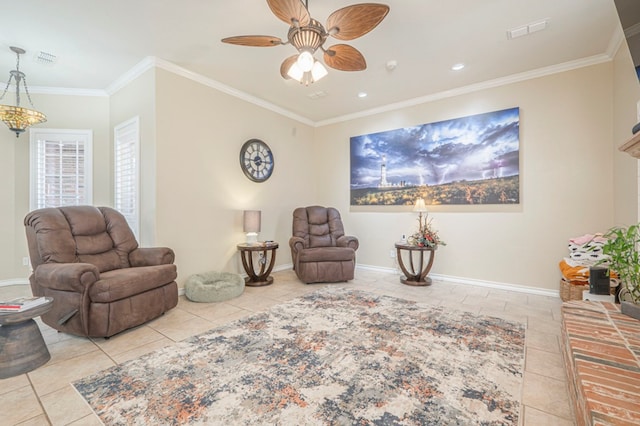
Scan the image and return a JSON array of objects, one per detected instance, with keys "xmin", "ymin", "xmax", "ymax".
[
  {"xmin": 22, "ymin": 256, "xmax": 30, "ymax": 266},
  {"xmin": 389, "ymin": 249, "xmax": 396, "ymax": 258}
]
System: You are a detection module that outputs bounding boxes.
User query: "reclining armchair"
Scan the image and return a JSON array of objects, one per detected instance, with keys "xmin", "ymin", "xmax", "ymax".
[
  {"xmin": 24, "ymin": 206, "xmax": 178, "ymax": 338},
  {"xmin": 289, "ymin": 206, "xmax": 359, "ymax": 283}
]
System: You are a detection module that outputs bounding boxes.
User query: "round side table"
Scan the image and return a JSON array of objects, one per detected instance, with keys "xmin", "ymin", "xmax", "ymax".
[
  {"xmin": 0, "ymin": 297, "xmax": 53, "ymax": 379},
  {"xmin": 237, "ymin": 242, "xmax": 279, "ymax": 286},
  {"xmin": 395, "ymin": 243, "xmax": 437, "ymax": 286}
]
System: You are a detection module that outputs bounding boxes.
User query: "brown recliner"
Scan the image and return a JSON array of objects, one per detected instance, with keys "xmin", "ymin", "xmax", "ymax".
[
  {"xmin": 289, "ymin": 206, "xmax": 359, "ymax": 283},
  {"xmin": 24, "ymin": 206, "xmax": 178, "ymax": 338}
]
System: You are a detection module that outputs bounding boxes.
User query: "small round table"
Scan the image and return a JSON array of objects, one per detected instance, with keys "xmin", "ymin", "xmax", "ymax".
[
  {"xmin": 237, "ymin": 242, "xmax": 279, "ymax": 286},
  {"xmin": 395, "ymin": 243, "xmax": 437, "ymax": 286},
  {"xmin": 0, "ymin": 297, "xmax": 53, "ymax": 379}
]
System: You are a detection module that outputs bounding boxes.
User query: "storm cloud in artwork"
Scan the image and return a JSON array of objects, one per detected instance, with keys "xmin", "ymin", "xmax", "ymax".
[{"xmin": 350, "ymin": 107, "xmax": 520, "ymax": 190}]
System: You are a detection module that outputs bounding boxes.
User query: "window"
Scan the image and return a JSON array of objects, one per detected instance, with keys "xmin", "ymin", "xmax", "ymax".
[
  {"xmin": 114, "ymin": 117, "xmax": 140, "ymax": 238},
  {"xmin": 30, "ymin": 129, "xmax": 93, "ymax": 210}
]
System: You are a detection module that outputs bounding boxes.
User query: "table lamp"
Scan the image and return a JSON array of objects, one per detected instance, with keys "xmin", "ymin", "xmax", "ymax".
[
  {"xmin": 413, "ymin": 198, "xmax": 427, "ymax": 232},
  {"xmin": 243, "ymin": 210, "xmax": 261, "ymax": 245}
]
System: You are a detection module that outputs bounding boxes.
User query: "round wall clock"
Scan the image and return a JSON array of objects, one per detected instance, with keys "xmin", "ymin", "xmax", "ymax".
[{"xmin": 239, "ymin": 139, "xmax": 274, "ymax": 182}]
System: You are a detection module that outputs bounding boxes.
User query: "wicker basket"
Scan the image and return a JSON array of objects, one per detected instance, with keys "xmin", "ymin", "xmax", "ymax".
[{"xmin": 560, "ymin": 279, "xmax": 589, "ymax": 302}]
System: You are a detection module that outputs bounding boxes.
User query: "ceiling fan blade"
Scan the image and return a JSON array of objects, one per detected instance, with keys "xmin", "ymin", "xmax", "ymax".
[
  {"xmin": 323, "ymin": 44, "xmax": 366, "ymax": 71},
  {"xmin": 221, "ymin": 35, "xmax": 283, "ymax": 47},
  {"xmin": 326, "ymin": 4, "xmax": 390, "ymax": 40},
  {"xmin": 267, "ymin": 0, "xmax": 311, "ymax": 27},
  {"xmin": 280, "ymin": 55, "xmax": 298, "ymax": 79}
]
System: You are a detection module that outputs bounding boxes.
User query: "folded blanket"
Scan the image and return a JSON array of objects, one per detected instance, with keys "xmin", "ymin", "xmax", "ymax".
[
  {"xmin": 559, "ymin": 258, "xmax": 618, "ymax": 284},
  {"xmin": 567, "ymin": 236, "xmax": 608, "ymax": 264},
  {"xmin": 569, "ymin": 233, "xmax": 607, "ymax": 245}
]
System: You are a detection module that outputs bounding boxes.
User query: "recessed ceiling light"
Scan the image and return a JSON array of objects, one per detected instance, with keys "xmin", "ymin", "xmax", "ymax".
[
  {"xmin": 451, "ymin": 63, "xmax": 465, "ymax": 71},
  {"xmin": 358, "ymin": 92, "xmax": 367, "ymax": 98}
]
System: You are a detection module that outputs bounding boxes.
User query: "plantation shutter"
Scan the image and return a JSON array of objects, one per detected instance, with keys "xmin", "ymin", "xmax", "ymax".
[
  {"xmin": 30, "ymin": 129, "xmax": 93, "ymax": 210},
  {"xmin": 114, "ymin": 117, "xmax": 140, "ymax": 238}
]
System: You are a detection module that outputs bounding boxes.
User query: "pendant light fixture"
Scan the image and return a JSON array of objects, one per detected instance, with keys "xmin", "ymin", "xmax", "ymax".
[{"xmin": 0, "ymin": 47, "xmax": 47, "ymax": 138}]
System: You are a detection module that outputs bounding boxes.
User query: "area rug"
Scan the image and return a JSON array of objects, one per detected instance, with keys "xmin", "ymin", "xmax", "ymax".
[{"xmin": 73, "ymin": 287, "xmax": 525, "ymax": 425}]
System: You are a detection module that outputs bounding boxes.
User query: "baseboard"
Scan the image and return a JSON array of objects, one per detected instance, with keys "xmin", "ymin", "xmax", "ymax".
[
  {"xmin": 182, "ymin": 262, "xmax": 560, "ymax": 299},
  {"xmin": 0, "ymin": 278, "xmax": 30, "ymax": 288},
  {"xmin": 273, "ymin": 263, "xmax": 293, "ymax": 273},
  {"xmin": 356, "ymin": 264, "xmax": 560, "ymax": 298}
]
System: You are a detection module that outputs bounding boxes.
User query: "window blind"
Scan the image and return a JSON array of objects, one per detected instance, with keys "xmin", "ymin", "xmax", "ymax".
[
  {"xmin": 30, "ymin": 129, "xmax": 93, "ymax": 210},
  {"xmin": 114, "ymin": 117, "xmax": 140, "ymax": 238}
]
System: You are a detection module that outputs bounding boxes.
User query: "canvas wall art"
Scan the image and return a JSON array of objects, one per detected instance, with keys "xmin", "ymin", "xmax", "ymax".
[{"xmin": 350, "ymin": 107, "xmax": 520, "ymax": 206}]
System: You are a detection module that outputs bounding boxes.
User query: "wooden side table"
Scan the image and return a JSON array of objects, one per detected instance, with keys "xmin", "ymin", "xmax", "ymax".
[
  {"xmin": 237, "ymin": 242, "xmax": 279, "ymax": 286},
  {"xmin": 0, "ymin": 297, "xmax": 53, "ymax": 379},
  {"xmin": 395, "ymin": 243, "xmax": 437, "ymax": 286}
]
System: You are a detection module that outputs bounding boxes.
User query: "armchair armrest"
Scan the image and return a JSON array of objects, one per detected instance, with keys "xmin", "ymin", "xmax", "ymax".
[
  {"xmin": 289, "ymin": 237, "xmax": 305, "ymax": 254},
  {"xmin": 34, "ymin": 263, "xmax": 100, "ymax": 293},
  {"xmin": 129, "ymin": 247, "xmax": 175, "ymax": 267},
  {"xmin": 337, "ymin": 235, "xmax": 359, "ymax": 251},
  {"xmin": 289, "ymin": 237, "xmax": 306, "ymax": 272}
]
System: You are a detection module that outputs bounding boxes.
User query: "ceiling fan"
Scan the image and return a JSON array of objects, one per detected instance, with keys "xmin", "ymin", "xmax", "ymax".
[{"xmin": 221, "ymin": 0, "xmax": 390, "ymax": 85}]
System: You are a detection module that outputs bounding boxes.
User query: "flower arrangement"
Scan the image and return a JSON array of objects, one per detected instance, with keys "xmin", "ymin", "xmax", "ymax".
[{"xmin": 407, "ymin": 216, "xmax": 445, "ymax": 248}]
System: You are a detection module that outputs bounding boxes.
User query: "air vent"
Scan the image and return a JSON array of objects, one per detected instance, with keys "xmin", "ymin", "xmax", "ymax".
[
  {"xmin": 307, "ymin": 91, "xmax": 327, "ymax": 100},
  {"xmin": 35, "ymin": 51, "xmax": 57, "ymax": 65},
  {"xmin": 507, "ymin": 19, "xmax": 548, "ymax": 40}
]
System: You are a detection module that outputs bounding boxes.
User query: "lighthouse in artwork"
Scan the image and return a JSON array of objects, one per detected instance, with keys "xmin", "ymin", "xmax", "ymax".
[{"xmin": 379, "ymin": 154, "xmax": 389, "ymax": 187}]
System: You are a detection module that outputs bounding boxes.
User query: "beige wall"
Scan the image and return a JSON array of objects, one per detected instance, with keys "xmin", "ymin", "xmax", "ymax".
[
  {"xmin": 0, "ymin": 94, "xmax": 109, "ymax": 281},
  {"xmin": 109, "ymin": 69, "xmax": 158, "ymax": 246},
  {"xmin": 0, "ymin": 123, "xmax": 17, "ymax": 281},
  {"xmin": 2, "ymin": 53, "xmax": 639, "ymax": 295},
  {"xmin": 315, "ymin": 63, "xmax": 617, "ymax": 291},
  {"xmin": 613, "ymin": 40, "xmax": 640, "ymax": 225},
  {"xmin": 153, "ymin": 69, "xmax": 316, "ymax": 285}
]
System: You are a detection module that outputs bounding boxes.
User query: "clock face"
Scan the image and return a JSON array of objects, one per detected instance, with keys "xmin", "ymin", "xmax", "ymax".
[{"xmin": 240, "ymin": 139, "xmax": 274, "ymax": 182}]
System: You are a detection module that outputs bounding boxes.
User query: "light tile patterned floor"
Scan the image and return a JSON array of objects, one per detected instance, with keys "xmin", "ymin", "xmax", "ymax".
[{"xmin": 0, "ymin": 269, "xmax": 575, "ymax": 425}]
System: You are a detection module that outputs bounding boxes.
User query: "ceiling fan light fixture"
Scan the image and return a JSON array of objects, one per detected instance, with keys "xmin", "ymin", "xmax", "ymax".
[
  {"xmin": 287, "ymin": 61, "xmax": 305, "ymax": 81},
  {"xmin": 222, "ymin": 1, "xmax": 390, "ymax": 85},
  {"xmin": 287, "ymin": 59, "xmax": 327, "ymax": 86},
  {"xmin": 311, "ymin": 60, "xmax": 328, "ymax": 81},
  {"xmin": 289, "ymin": 19, "xmax": 326, "ymax": 52},
  {"xmin": 297, "ymin": 50, "xmax": 315, "ymax": 72}
]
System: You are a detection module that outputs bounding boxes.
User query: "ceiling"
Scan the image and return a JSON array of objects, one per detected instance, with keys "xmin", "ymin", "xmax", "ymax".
[{"xmin": 0, "ymin": 0, "xmax": 626, "ymax": 124}]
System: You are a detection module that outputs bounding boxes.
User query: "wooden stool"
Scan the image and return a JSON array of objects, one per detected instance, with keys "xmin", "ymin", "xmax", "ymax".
[{"xmin": 0, "ymin": 298, "xmax": 53, "ymax": 379}]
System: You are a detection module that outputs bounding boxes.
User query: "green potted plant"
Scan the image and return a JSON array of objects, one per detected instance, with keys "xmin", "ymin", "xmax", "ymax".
[{"xmin": 600, "ymin": 224, "xmax": 640, "ymax": 319}]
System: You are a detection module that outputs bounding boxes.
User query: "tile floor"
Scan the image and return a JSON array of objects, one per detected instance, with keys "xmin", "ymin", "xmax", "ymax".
[{"xmin": 0, "ymin": 269, "xmax": 575, "ymax": 425}]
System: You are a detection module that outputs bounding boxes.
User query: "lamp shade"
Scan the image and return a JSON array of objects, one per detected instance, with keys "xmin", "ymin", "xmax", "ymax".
[
  {"xmin": 413, "ymin": 198, "xmax": 427, "ymax": 212},
  {"xmin": 243, "ymin": 210, "xmax": 261, "ymax": 233}
]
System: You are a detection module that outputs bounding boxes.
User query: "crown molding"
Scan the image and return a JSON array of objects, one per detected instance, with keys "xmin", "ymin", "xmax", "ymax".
[
  {"xmin": 607, "ymin": 25, "xmax": 625, "ymax": 58},
  {"xmin": 625, "ymin": 21, "xmax": 640, "ymax": 39},
  {"xmin": 105, "ymin": 56, "xmax": 315, "ymax": 127},
  {"xmin": 316, "ymin": 53, "xmax": 613, "ymax": 127},
  {"xmin": 0, "ymin": 83, "xmax": 107, "ymax": 97},
  {"xmin": 10, "ymin": 49, "xmax": 616, "ymax": 127},
  {"xmin": 104, "ymin": 56, "xmax": 156, "ymax": 95}
]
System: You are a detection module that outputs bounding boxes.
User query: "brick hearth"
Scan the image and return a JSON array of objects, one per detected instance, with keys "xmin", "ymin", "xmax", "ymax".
[{"xmin": 561, "ymin": 300, "xmax": 640, "ymax": 425}]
